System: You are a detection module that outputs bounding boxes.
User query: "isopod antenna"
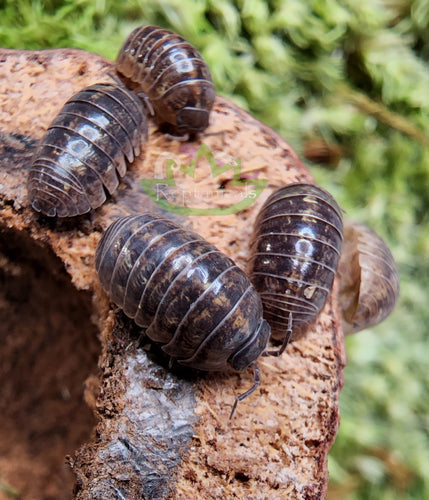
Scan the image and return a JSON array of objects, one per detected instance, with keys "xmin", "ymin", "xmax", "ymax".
[{"xmin": 229, "ymin": 363, "xmax": 261, "ymax": 420}]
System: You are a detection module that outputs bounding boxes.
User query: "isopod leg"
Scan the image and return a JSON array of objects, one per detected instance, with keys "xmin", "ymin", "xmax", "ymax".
[
  {"xmin": 203, "ymin": 130, "xmax": 225, "ymax": 137},
  {"xmin": 229, "ymin": 363, "xmax": 261, "ymax": 420},
  {"xmin": 161, "ymin": 129, "xmax": 190, "ymax": 141},
  {"xmin": 137, "ymin": 91, "xmax": 155, "ymax": 116},
  {"xmin": 263, "ymin": 312, "xmax": 293, "ymax": 357}
]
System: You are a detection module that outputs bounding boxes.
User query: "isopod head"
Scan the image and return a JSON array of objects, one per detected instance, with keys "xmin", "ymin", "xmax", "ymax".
[
  {"xmin": 338, "ymin": 220, "xmax": 400, "ymax": 334},
  {"xmin": 176, "ymin": 106, "xmax": 210, "ymax": 135}
]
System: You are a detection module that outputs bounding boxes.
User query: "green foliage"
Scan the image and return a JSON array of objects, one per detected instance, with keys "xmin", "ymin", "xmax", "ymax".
[{"xmin": 0, "ymin": 1, "xmax": 428, "ymax": 498}]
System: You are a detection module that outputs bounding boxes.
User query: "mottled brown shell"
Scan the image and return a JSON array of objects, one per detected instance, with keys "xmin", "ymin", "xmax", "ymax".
[
  {"xmin": 95, "ymin": 214, "xmax": 270, "ymax": 373},
  {"xmin": 248, "ymin": 183, "xmax": 343, "ymax": 342},
  {"xmin": 338, "ymin": 220, "xmax": 400, "ymax": 334},
  {"xmin": 116, "ymin": 25, "xmax": 215, "ymax": 136},
  {"xmin": 28, "ymin": 83, "xmax": 148, "ymax": 217}
]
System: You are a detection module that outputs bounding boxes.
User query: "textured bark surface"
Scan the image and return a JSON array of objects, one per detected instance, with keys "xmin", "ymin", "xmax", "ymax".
[{"xmin": 0, "ymin": 48, "xmax": 346, "ymax": 500}]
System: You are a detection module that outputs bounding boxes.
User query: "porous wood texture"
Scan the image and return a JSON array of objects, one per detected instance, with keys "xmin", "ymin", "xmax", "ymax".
[{"xmin": 0, "ymin": 48, "xmax": 346, "ymax": 500}]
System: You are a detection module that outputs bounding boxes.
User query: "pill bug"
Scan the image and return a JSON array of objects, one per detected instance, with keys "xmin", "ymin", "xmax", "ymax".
[
  {"xmin": 248, "ymin": 183, "xmax": 343, "ymax": 349},
  {"xmin": 28, "ymin": 83, "xmax": 148, "ymax": 217},
  {"xmin": 95, "ymin": 213, "xmax": 271, "ymax": 417},
  {"xmin": 116, "ymin": 25, "xmax": 215, "ymax": 137},
  {"xmin": 337, "ymin": 220, "xmax": 400, "ymax": 334}
]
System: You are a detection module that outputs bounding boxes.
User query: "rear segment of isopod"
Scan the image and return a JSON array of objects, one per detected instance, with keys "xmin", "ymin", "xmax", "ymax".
[
  {"xmin": 116, "ymin": 25, "xmax": 215, "ymax": 136},
  {"xmin": 95, "ymin": 214, "xmax": 270, "ymax": 374},
  {"xmin": 28, "ymin": 83, "xmax": 148, "ymax": 217},
  {"xmin": 248, "ymin": 183, "xmax": 344, "ymax": 342},
  {"xmin": 338, "ymin": 220, "xmax": 400, "ymax": 334}
]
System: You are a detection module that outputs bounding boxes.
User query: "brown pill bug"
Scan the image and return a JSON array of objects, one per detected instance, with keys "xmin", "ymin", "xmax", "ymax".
[
  {"xmin": 116, "ymin": 25, "xmax": 215, "ymax": 137},
  {"xmin": 248, "ymin": 183, "xmax": 343, "ymax": 352},
  {"xmin": 28, "ymin": 83, "xmax": 148, "ymax": 217},
  {"xmin": 337, "ymin": 220, "xmax": 400, "ymax": 334},
  {"xmin": 95, "ymin": 213, "xmax": 271, "ymax": 417}
]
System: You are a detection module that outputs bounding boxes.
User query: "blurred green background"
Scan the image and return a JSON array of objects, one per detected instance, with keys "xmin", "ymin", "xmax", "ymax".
[{"xmin": 0, "ymin": 1, "xmax": 428, "ymax": 498}]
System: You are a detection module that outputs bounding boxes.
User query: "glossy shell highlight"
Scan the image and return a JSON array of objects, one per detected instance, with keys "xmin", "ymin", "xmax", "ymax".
[
  {"xmin": 338, "ymin": 220, "xmax": 400, "ymax": 334},
  {"xmin": 95, "ymin": 214, "xmax": 270, "ymax": 373},
  {"xmin": 28, "ymin": 83, "xmax": 147, "ymax": 217},
  {"xmin": 116, "ymin": 25, "xmax": 215, "ymax": 135},
  {"xmin": 248, "ymin": 183, "xmax": 343, "ymax": 341}
]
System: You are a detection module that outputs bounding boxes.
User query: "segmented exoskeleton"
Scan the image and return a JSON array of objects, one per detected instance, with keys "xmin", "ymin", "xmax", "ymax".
[
  {"xmin": 95, "ymin": 213, "xmax": 271, "ymax": 417},
  {"xmin": 337, "ymin": 220, "xmax": 400, "ymax": 334},
  {"xmin": 28, "ymin": 83, "xmax": 147, "ymax": 217},
  {"xmin": 116, "ymin": 25, "xmax": 215, "ymax": 137},
  {"xmin": 248, "ymin": 183, "xmax": 343, "ymax": 353}
]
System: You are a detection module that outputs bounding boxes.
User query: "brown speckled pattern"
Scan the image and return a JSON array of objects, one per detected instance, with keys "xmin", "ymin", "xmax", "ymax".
[
  {"xmin": 248, "ymin": 183, "xmax": 344, "ymax": 341},
  {"xmin": 28, "ymin": 83, "xmax": 148, "ymax": 217},
  {"xmin": 116, "ymin": 25, "xmax": 215, "ymax": 135},
  {"xmin": 0, "ymin": 48, "xmax": 346, "ymax": 500},
  {"xmin": 338, "ymin": 220, "xmax": 400, "ymax": 334},
  {"xmin": 94, "ymin": 213, "xmax": 270, "ymax": 372}
]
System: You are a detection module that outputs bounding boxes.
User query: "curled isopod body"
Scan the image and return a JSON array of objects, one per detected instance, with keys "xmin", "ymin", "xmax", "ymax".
[
  {"xmin": 95, "ymin": 214, "xmax": 271, "ymax": 416},
  {"xmin": 116, "ymin": 25, "xmax": 215, "ymax": 136},
  {"xmin": 248, "ymin": 183, "xmax": 343, "ymax": 346},
  {"xmin": 28, "ymin": 83, "xmax": 148, "ymax": 217},
  {"xmin": 337, "ymin": 220, "xmax": 400, "ymax": 334}
]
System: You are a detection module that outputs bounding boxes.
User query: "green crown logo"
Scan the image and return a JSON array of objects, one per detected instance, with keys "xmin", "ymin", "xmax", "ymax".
[{"xmin": 140, "ymin": 143, "xmax": 267, "ymax": 215}]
